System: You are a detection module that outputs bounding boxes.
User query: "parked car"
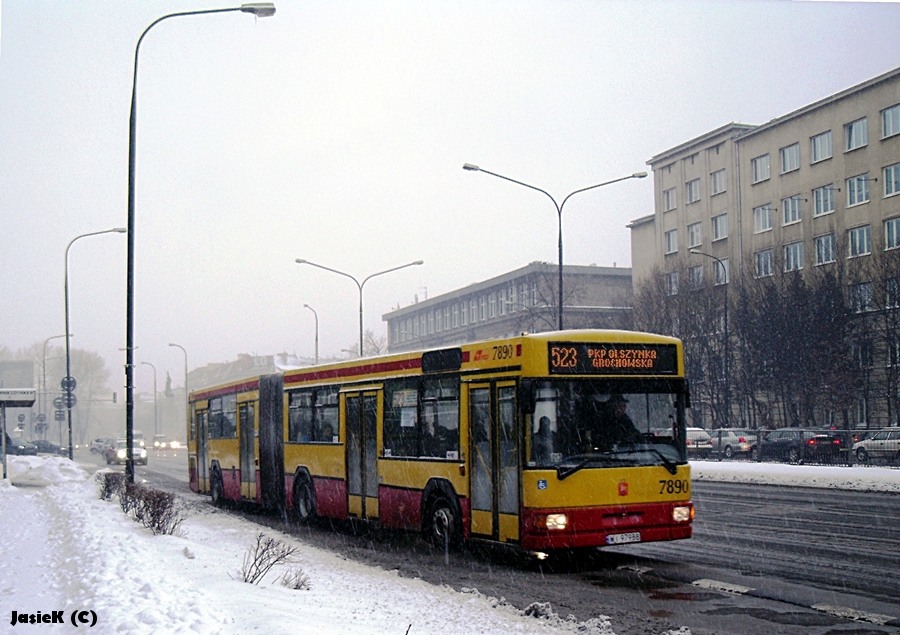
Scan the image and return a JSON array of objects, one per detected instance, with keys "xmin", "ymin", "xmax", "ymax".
[
  {"xmin": 105, "ymin": 439, "xmax": 147, "ymax": 466},
  {"xmin": 686, "ymin": 427, "xmax": 713, "ymax": 459},
  {"xmin": 708, "ymin": 428, "xmax": 758, "ymax": 459},
  {"xmin": 758, "ymin": 428, "xmax": 842, "ymax": 463},
  {"xmin": 5, "ymin": 435, "xmax": 38, "ymax": 456},
  {"xmin": 29, "ymin": 439, "xmax": 68, "ymax": 456},
  {"xmin": 852, "ymin": 428, "xmax": 900, "ymax": 463},
  {"xmin": 90, "ymin": 437, "xmax": 116, "ymax": 455}
]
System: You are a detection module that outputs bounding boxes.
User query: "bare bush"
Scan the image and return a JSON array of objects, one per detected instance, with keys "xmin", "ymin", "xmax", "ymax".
[
  {"xmin": 279, "ymin": 566, "xmax": 311, "ymax": 590},
  {"xmin": 96, "ymin": 471, "xmax": 126, "ymax": 501},
  {"xmin": 239, "ymin": 532, "xmax": 298, "ymax": 584}
]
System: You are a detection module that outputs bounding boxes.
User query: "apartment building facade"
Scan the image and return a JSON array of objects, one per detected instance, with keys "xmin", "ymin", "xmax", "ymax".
[{"xmin": 382, "ymin": 261, "xmax": 633, "ymax": 353}]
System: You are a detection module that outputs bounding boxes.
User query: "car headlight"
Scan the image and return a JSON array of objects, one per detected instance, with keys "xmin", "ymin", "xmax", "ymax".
[
  {"xmin": 117, "ymin": 449, "xmax": 126, "ymax": 459},
  {"xmin": 673, "ymin": 505, "xmax": 693, "ymax": 522},
  {"xmin": 139, "ymin": 450, "xmax": 146, "ymax": 458},
  {"xmin": 539, "ymin": 513, "xmax": 568, "ymax": 530}
]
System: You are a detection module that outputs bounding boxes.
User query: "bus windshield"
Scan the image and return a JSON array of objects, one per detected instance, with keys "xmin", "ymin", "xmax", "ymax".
[{"xmin": 527, "ymin": 379, "xmax": 686, "ymax": 474}]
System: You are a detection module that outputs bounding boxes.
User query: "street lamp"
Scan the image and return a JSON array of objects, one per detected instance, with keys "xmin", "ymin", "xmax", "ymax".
[
  {"xmin": 689, "ymin": 249, "xmax": 729, "ymax": 429},
  {"xmin": 140, "ymin": 361, "xmax": 158, "ymax": 439},
  {"xmin": 168, "ymin": 343, "xmax": 188, "ymax": 436},
  {"xmin": 64, "ymin": 228, "xmax": 126, "ymax": 459},
  {"xmin": 41, "ymin": 334, "xmax": 69, "ymax": 429},
  {"xmin": 463, "ymin": 163, "xmax": 647, "ymax": 330},
  {"xmin": 125, "ymin": 3, "xmax": 275, "ymax": 483},
  {"xmin": 295, "ymin": 259, "xmax": 424, "ymax": 357},
  {"xmin": 303, "ymin": 304, "xmax": 319, "ymax": 365}
]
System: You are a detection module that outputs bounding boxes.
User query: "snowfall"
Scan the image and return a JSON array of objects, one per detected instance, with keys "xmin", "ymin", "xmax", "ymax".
[{"xmin": 1, "ymin": 458, "xmax": 897, "ymax": 635}]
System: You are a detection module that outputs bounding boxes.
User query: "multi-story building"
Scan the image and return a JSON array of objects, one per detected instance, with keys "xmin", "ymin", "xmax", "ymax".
[
  {"xmin": 633, "ymin": 66, "xmax": 900, "ymax": 291},
  {"xmin": 382, "ymin": 261, "xmax": 633, "ymax": 353},
  {"xmin": 631, "ymin": 66, "xmax": 900, "ymax": 429}
]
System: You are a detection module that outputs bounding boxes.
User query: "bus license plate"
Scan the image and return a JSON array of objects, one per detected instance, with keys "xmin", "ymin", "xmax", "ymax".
[{"xmin": 606, "ymin": 532, "xmax": 641, "ymax": 545}]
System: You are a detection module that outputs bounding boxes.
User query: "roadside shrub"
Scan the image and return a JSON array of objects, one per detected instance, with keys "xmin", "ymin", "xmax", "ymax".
[
  {"xmin": 97, "ymin": 475, "xmax": 186, "ymax": 536},
  {"xmin": 96, "ymin": 471, "xmax": 126, "ymax": 501},
  {"xmin": 238, "ymin": 532, "xmax": 298, "ymax": 584},
  {"xmin": 279, "ymin": 566, "xmax": 311, "ymax": 590}
]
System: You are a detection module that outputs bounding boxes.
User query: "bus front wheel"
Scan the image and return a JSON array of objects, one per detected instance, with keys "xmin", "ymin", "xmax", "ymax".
[{"xmin": 293, "ymin": 478, "xmax": 316, "ymax": 524}]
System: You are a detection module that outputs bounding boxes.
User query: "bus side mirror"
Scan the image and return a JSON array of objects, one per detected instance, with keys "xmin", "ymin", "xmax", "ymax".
[{"xmin": 518, "ymin": 380, "xmax": 536, "ymax": 414}]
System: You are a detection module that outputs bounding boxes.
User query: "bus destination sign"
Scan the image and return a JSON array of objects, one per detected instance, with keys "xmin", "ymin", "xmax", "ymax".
[{"xmin": 548, "ymin": 342, "xmax": 678, "ymax": 376}]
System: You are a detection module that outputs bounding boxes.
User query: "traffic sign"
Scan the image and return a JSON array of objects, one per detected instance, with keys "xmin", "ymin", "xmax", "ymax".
[
  {"xmin": 37, "ymin": 413, "xmax": 46, "ymax": 423},
  {"xmin": 55, "ymin": 409, "xmax": 65, "ymax": 421},
  {"xmin": 61, "ymin": 376, "xmax": 77, "ymax": 392},
  {"xmin": 64, "ymin": 393, "xmax": 77, "ymax": 408},
  {"xmin": 17, "ymin": 414, "xmax": 25, "ymax": 423},
  {"xmin": 53, "ymin": 397, "xmax": 63, "ymax": 409}
]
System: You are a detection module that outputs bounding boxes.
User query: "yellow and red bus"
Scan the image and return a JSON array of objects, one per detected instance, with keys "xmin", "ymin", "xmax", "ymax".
[{"xmin": 187, "ymin": 330, "xmax": 693, "ymax": 552}]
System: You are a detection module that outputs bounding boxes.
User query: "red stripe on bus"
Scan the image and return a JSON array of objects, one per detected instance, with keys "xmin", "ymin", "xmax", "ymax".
[
  {"xmin": 192, "ymin": 379, "xmax": 260, "ymax": 401},
  {"xmin": 284, "ymin": 357, "xmax": 423, "ymax": 384}
]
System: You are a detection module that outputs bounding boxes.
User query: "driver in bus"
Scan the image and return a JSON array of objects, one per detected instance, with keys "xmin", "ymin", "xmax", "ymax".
[{"xmin": 593, "ymin": 394, "xmax": 642, "ymax": 451}]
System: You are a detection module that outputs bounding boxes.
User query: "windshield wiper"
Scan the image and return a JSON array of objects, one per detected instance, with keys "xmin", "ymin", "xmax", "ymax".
[
  {"xmin": 646, "ymin": 447, "xmax": 678, "ymax": 475},
  {"xmin": 555, "ymin": 446, "xmax": 679, "ymax": 480}
]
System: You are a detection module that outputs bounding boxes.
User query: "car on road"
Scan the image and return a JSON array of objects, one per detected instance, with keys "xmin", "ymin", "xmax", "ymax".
[
  {"xmin": 5, "ymin": 435, "xmax": 38, "ymax": 456},
  {"xmin": 852, "ymin": 428, "xmax": 900, "ymax": 463},
  {"xmin": 104, "ymin": 439, "xmax": 147, "ymax": 466},
  {"xmin": 686, "ymin": 427, "xmax": 713, "ymax": 458},
  {"xmin": 708, "ymin": 428, "xmax": 757, "ymax": 459},
  {"xmin": 152, "ymin": 435, "xmax": 181, "ymax": 450},
  {"xmin": 30, "ymin": 439, "xmax": 68, "ymax": 456},
  {"xmin": 758, "ymin": 428, "xmax": 843, "ymax": 463},
  {"xmin": 90, "ymin": 437, "xmax": 116, "ymax": 455}
]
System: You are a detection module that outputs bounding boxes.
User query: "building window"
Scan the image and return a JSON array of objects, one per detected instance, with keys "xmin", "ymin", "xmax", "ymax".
[
  {"xmin": 884, "ymin": 163, "xmax": 900, "ymax": 198},
  {"xmin": 753, "ymin": 204, "xmax": 772, "ymax": 233},
  {"xmin": 665, "ymin": 229, "xmax": 678, "ymax": 254},
  {"xmin": 887, "ymin": 278, "xmax": 900, "ymax": 309},
  {"xmin": 811, "ymin": 131, "xmax": 833, "ymax": 163},
  {"xmin": 885, "ymin": 217, "xmax": 900, "ymax": 251},
  {"xmin": 850, "ymin": 282, "xmax": 873, "ymax": 313},
  {"xmin": 688, "ymin": 222, "xmax": 702, "ymax": 248},
  {"xmin": 711, "ymin": 169, "xmax": 726, "ymax": 195},
  {"xmin": 845, "ymin": 117, "xmax": 868, "ymax": 151},
  {"xmin": 689, "ymin": 265, "xmax": 703, "ymax": 289},
  {"xmin": 815, "ymin": 233, "xmax": 836, "ymax": 265},
  {"xmin": 813, "ymin": 185, "xmax": 835, "ymax": 216},
  {"xmin": 848, "ymin": 225, "xmax": 872, "ymax": 258},
  {"xmin": 469, "ymin": 299, "xmax": 477, "ymax": 323},
  {"xmin": 460, "ymin": 302, "xmax": 467, "ymax": 326},
  {"xmin": 498, "ymin": 289, "xmax": 506, "ymax": 316},
  {"xmin": 520, "ymin": 283, "xmax": 528, "ymax": 307},
  {"xmin": 421, "ymin": 315, "xmax": 427, "ymax": 336},
  {"xmin": 686, "ymin": 179, "xmax": 701, "ymax": 204},
  {"xmin": 452, "ymin": 305, "xmax": 459, "ymax": 328},
  {"xmin": 488, "ymin": 293, "xmax": 496, "ymax": 319},
  {"xmin": 782, "ymin": 195, "xmax": 802, "ymax": 225},
  {"xmin": 853, "ymin": 339, "xmax": 874, "ymax": 368},
  {"xmin": 531, "ymin": 282, "xmax": 537, "ymax": 306},
  {"xmin": 428, "ymin": 312, "xmax": 435, "ymax": 335},
  {"xmin": 784, "ymin": 241, "xmax": 803, "ymax": 272},
  {"xmin": 712, "ymin": 214, "xmax": 728, "ymax": 241},
  {"xmin": 666, "ymin": 271, "xmax": 679, "ymax": 296},
  {"xmin": 663, "ymin": 187, "xmax": 677, "ymax": 211},
  {"xmin": 755, "ymin": 249, "xmax": 774, "ymax": 278},
  {"xmin": 847, "ymin": 174, "xmax": 871, "ymax": 206},
  {"xmin": 479, "ymin": 296, "xmax": 486, "ymax": 321},
  {"xmin": 714, "ymin": 258, "xmax": 729, "ymax": 285},
  {"xmin": 444, "ymin": 307, "xmax": 450, "ymax": 329},
  {"xmin": 882, "ymin": 104, "xmax": 900, "ymax": 139},
  {"xmin": 780, "ymin": 143, "xmax": 800, "ymax": 173},
  {"xmin": 751, "ymin": 154, "xmax": 770, "ymax": 183}
]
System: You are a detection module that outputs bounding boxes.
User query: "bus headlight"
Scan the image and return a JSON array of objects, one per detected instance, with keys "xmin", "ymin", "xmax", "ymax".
[
  {"xmin": 673, "ymin": 505, "xmax": 693, "ymax": 522},
  {"xmin": 544, "ymin": 513, "xmax": 568, "ymax": 530}
]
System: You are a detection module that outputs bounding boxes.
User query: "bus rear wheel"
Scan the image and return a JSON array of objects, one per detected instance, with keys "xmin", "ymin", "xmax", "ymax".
[
  {"xmin": 210, "ymin": 469, "xmax": 224, "ymax": 506},
  {"xmin": 293, "ymin": 478, "xmax": 316, "ymax": 524},
  {"xmin": 424, "ymin": 496, "xmax": 460, "ymax": 548}
]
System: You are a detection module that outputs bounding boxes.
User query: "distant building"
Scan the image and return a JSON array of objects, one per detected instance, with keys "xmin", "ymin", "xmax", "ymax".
[{"xmin": 382, "ymin": 261, "xmax": 633, "ymax": 353}]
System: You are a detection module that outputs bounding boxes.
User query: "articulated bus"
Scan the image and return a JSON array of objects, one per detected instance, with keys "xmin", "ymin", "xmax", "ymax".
[{"xmin": 187, "ymin": 330, "xmax": 693, "ymax": 552}]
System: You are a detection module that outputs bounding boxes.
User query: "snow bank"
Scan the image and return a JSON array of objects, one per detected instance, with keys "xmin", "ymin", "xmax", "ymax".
[{"xmin": 691, "ymin": 460, "xmax": 900, "ymax": 493}]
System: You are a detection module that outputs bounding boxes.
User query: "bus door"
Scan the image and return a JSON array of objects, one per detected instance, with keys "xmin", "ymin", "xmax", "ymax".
[
  {"xmin": 239, "ymin": 400, "xmax": 257, "ymax": 500},
  {"xmin": 195, "ymin": 402, "xmax": 209, "ymax": 493},
  {"xmin": 469, "ymin": 381, "xmax": 520, "ymax": 543},
  {"xmin": 345, "ymin": 389, "xmax": 380, "ymax": 520}
]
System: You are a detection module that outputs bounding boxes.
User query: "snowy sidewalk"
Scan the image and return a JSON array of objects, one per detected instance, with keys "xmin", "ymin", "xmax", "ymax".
[{"xmin": 1, "ymin": 457, "xmax": 621, "ymax": 635}]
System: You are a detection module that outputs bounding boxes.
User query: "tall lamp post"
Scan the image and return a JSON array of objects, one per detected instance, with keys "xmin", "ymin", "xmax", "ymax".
[
  {"xmin": 125, "ymin": 2, "xmax": 275, "ymax": 483},
  {"xmin": 303, "ymin": 304, "xmax": 319, "ymax": 365},
  {"xmin": 689, "ymin": 249, "xmax": 729, "ymax": 429},
  {"xmin": 140, "ymin": 361, "xmax": 158, "ymax": 439},
  {"xmin": 295, "ymin": 259, "xmax": 424, "ymax": 357},
  {"xmin": 168, "ymin": 343, "xmax": 188, "ymax": 436},
  {"xmin": 462, "ymin": 164, "xmax": 647, "ymax": 330},
  {"xmin": 65, "ymin": 228, "xmax": 126, "ymax": 459}
]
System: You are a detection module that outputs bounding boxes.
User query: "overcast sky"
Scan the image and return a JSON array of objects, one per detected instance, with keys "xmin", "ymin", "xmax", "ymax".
[{"xmin": 2, "ymin": 0, "xmax": 900, "ymax": 393}]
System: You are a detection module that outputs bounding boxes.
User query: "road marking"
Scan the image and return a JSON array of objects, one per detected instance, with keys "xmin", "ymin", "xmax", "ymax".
[
  {"xmin": 617, "ymin": 564, "xmax": 654, "ymax": 574},
  {"xmin": 812, "ymin": 604, "xmax": 897, "ymax": 625},
  {"xmin": 692, "ymin": 579, "xmax": 754, "ymax": 594}
]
